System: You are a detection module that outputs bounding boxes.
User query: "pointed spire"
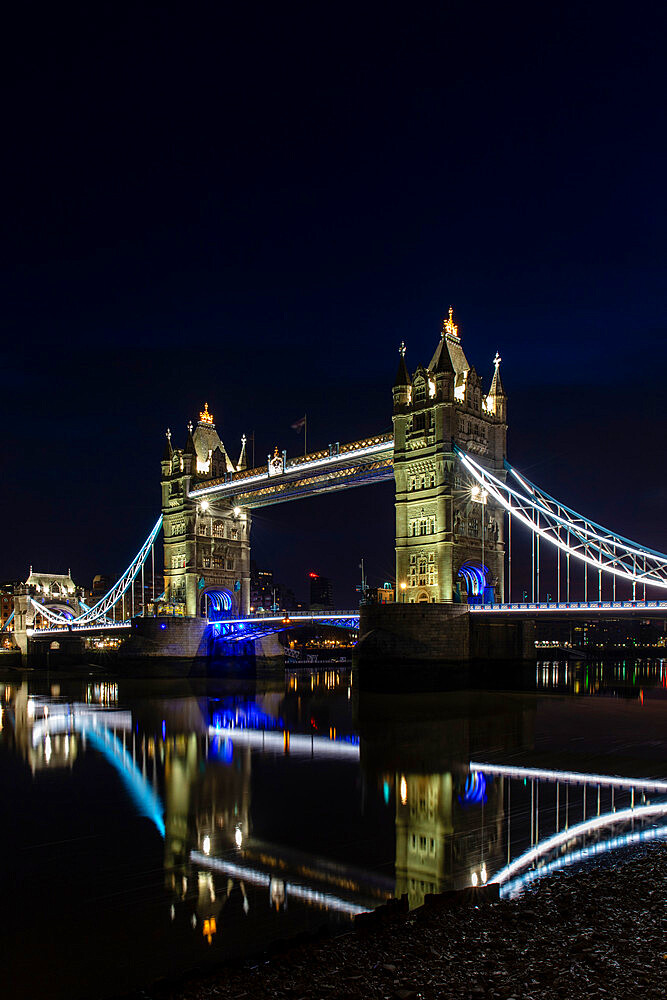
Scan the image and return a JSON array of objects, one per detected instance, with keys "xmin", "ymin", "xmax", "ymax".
[
  {"xmin": 162, "ymin": 427, "xmax": 173, "ymax": 462},
  {"xmin": 184, "ymin": 420, "xmax": 196, "ymax": 456},
  {"xmin": 394, "ymin": 341, "xmax": 410, "ymax": 387},
  {"xmin": 237, "ymin": 433, "xmax": 247, "ymax": 471},
  {"xmin": 489, "ymin": 351, "xmax": 505, "ymax": 396},
  {"xmin": 429, "ymin": 331, "xmax": 455, "ymax": 374}
]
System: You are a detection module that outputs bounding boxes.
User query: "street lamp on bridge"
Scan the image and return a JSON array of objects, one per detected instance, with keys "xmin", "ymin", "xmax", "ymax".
[{"xmin": 471, "ymin": 485, "xmax": 489, "ymax": 604}]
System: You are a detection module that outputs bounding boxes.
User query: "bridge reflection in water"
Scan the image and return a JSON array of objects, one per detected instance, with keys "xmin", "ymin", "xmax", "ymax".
[{"xmin": 3, "ymin": 662, "xmax": 667, "ymax": 998}]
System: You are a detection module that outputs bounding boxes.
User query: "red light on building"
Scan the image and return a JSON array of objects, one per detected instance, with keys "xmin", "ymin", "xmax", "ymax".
[{"xmin": 308, "ymin": 572, "xmax": 319, "ymax": 579}]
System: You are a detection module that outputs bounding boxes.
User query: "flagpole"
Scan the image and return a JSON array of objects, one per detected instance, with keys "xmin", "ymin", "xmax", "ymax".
[{"xmin": 304, "ymin": 414, "xmax": 307, "ymax": 457}]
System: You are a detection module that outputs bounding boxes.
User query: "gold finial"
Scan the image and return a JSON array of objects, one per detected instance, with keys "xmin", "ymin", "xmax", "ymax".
[
  {"xmin": 443, "ymin": 306, "xmax": 459, "ymax": 340},
  {"xmin": 494, "ymin": 351, "xmax": 501, "ymax": 371},
  {"xmin": 399, "ymin": 340, "xmax": 406, "ymax": 357},
  {"xmin": 199, "ymin": 402, "xmax": 214, "ymax": 425},
  {"xmin": 273, "ymin": 445, "xmax": 280, "ymax": 459}
]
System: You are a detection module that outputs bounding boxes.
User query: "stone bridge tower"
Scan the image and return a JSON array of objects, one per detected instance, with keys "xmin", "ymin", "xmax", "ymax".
[
  {"xmin": 392, "ymin": 310, "xmax": 507, "ymax": 604},
  {"xmin": 161, "ymin": 404, "xmax": 251, "ymax": 617}
]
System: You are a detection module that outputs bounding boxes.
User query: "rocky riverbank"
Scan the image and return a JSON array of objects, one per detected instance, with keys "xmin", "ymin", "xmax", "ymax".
[{"xmin": 128, "ymin": 842, "xmax": 667, "ymax": 1000}]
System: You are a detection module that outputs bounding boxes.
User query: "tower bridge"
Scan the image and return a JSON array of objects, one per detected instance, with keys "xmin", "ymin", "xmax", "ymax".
[{"xmin": 12, "ymin": 308, "xmax": 667, "ymax": 660}]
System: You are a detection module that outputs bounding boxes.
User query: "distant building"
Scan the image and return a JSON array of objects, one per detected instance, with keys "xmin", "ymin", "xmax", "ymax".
[
  {"xmin": 92, "ymin": 574, "xmax": 113, "ymax": 598},
  {"xmin": 0, "ymin": 581, "xmax": 18, "ymax": 629},
  {"xmin": 373, "ymin": 583, "xmax": 395, "ymax": 604},
  {"xmin": 250, "ymin": 563, "xmax": 298, "ymax": 612},
  {"xmin": 309, "ymin": 573, "xmax": 333, "ymax": 610}
]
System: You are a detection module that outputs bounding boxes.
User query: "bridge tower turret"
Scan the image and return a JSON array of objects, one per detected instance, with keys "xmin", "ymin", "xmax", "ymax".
[
  {"xmin": 392, "ymin": 310, "xmax": 507, "ymax": 604},
  {"xmin": 161, "ymin": 405, "xmax": 252, "ymax": 618}
]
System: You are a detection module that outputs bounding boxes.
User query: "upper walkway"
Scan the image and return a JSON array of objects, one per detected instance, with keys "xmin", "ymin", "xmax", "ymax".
[{"xmin": 188, "ymin": 433, "xmax": 394, "ymax": 508}]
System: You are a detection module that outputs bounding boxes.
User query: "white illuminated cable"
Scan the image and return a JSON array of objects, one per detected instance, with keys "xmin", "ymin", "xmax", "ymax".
[
  {"xmin": 507, "ymin": 459, "xmax": 667, "ymax": 561},
  {"xmin": 465, "ymin": 450, "xmax": 667, "ymax": 565},
  {"xmin": 72, "ymin": 516, "xmax": 163, "ymax": 624},
  {"xmin": 470, "ymin": 762, "xmax": 667, "ymax": 793},
  {"xmin": 456, "ymin": 450, "xmax": 667, "ymax": 588},
  {"xmin": 491, "ymin": 802, "xmax": 667, "ymax": 885},
  {"xmin": 500, "ymin": 824, "xmax": 667, "ymax": 897}
]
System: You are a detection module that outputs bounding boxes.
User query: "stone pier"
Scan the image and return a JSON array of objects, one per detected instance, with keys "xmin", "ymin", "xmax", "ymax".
[{"xmin": 356, "ymin": 604, "xmax": 535, "ymax": 668}]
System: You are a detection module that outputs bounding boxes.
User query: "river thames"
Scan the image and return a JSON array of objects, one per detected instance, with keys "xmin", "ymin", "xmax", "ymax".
[{"xmin": 2, "ymin": 659, "xmax": 667, "ymax": 999}]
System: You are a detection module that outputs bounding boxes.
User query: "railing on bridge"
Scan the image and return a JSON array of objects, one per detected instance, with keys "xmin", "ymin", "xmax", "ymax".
[{"xmin": 471, "ymin": 599, "xmax": 667, "ymax": 613}]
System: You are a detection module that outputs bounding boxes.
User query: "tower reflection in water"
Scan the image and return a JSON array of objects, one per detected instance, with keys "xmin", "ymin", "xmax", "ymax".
[{"xmin": 3, "ymin": 658, "xmax": 667, "ymax": 966}]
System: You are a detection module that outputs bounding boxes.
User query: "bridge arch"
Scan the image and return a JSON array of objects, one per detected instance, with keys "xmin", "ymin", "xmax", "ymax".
[
  {"xmin": 200, "ymin": 587, "xmax": 236, "ymax": 620},
  {"xmin": 457, "ymin": 561, "xmax": 489, "ymax": 604}
]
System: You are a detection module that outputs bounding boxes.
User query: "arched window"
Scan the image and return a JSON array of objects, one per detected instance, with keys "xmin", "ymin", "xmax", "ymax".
[{"xmin": 212, "ymin": 521, "xmax": 224, "ymax": 538}]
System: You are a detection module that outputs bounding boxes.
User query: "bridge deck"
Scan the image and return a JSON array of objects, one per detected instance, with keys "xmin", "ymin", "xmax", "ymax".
[{"xmin": 472, "ymin": 600, "xmax": 667, "ymax": 614}]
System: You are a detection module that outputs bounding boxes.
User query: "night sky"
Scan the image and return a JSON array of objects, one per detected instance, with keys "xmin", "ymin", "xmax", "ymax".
[{"xmin": 3, "ymin": 3, "xmax": 666, "ymax": 604}]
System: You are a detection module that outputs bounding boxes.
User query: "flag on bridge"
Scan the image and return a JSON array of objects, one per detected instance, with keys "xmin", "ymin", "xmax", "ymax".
[{"xmin": 291, "ymin": 415, "xmax": 306, "ymax": 432}]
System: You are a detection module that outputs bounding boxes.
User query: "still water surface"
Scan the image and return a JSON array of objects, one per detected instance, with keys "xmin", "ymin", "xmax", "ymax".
[{"xmin": 2, "ymin": 659, "xmax": 667, "ymax": 999}]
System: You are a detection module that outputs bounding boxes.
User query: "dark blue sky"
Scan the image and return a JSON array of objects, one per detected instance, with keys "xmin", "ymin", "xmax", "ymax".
[{"xmin": 3, "ymin": 3, "xmax": 666, "ymax": 603}]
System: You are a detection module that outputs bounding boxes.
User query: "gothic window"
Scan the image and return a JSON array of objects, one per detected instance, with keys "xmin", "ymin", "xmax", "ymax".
[
  {"xmin": 414, "ymin": 378, "xmax": 427, "ymax": 402},
  {"xmin": 226, "ymin": 559, "xmax": 234, "ymax": 570},
  {"xmin": 429, "ymin": 472, "xmax": 436, "ymax": 488},
  {"xmin": 198, "ymin": 522, "xmax": 208, "ymax": 535},
  {"xmin": 469, "ymin": 517, "xmax": 479, "ymax": 537},
  {"xmin": 171, "ymin": 553, "xmax": 186, "ymax": 569},
  {"xmin": 203, "ymin": 556, "xmax": 211, "ymax": 569},
  {"xmin": 409, "ymin": 476, "xmax": 415, "ymax": 491},
  {"xmin": 231, "ymin": 528, "xmax": 239, "ymax": 541},
  {"xmin": 413, "ymin": 412, "xmax": 426, "ymax": 431},
  {"xmin": 419, "ymin": 517, "xmax": 428, "ymax": 536},
  {"xmin": 429, "ymin": 515, "xmax": 436, "ymax": 534},
  {"xmin": 212, "ymin": 521, "xmax": 224, "ymax": 538},
  {"xmin": 420, "ymin": 474, "xmax": 426, "ymax": 489},
  {"xmin": 212, "ymin": 556, "xmax": 223, "ymax": 568},
  {"xmin": 418, "ymin": 556, "xmax": 427, "ymax": 585}
]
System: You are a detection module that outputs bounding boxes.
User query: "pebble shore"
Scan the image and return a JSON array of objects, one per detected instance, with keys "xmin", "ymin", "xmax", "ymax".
[{"xmin": 138, "ymin": 843, "xmax": 667, "ymax": 1000}]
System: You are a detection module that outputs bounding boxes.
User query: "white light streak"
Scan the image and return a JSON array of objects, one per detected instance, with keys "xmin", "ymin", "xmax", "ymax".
[
  {"xmin": 470, "ymin": 762, "xmax": 667, "ymax": 793},
  {"xmin": 492, "ymin": 802, "xmax": 667, "ymax": 886}
]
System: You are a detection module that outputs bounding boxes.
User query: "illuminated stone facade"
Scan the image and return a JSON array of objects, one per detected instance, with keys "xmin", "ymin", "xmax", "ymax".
[
  {"xmin": 161, "ymin": 407, "xmax": 251, "ymax": 616},
  {"xmin": 393, "ymin": 310, "xmax": 507, "ymax": 604}
]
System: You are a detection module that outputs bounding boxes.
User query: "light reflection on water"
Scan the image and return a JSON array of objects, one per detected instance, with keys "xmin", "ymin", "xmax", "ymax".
[{"xmin": 2, "ymin": 659, "xmax": 667, "ymax": 999}]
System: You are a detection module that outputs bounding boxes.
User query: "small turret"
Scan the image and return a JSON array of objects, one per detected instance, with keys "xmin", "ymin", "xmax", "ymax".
[
  {"xmin": 182, "ymin": 420, "xmax": 196, "ymax": 476},
  {"xmin": 237, "ymin": 434, "xmax": 247, "ymax": 471},
  {"xmin": 162, "ymin": 428, "xmax": 173, "ymax": 463},
  {"xmin": 392, "ymin": 342, "xmax": 411, "ymax": 412},
  {"xmin": 485, "ymin": 351, "xmax": 506, "ymax": 420}
]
